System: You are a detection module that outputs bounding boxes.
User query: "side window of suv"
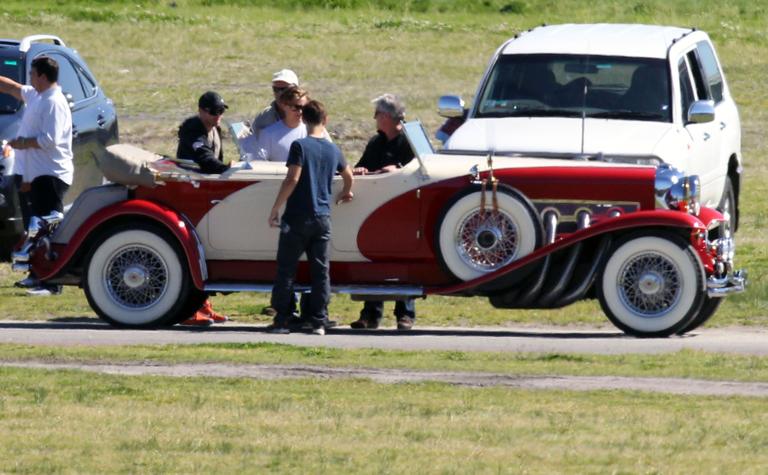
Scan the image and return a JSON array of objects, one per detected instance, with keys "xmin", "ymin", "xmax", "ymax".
[
  {"xmin": 74, "ymin": 63, "xmax": 97, "ymax": 99},
  {"xmin": 45, "ymin": 53, "xmax": 86, "ymax": 104},
  {"xmin": 685, "ymin": 50, "xmax": 710, "ymax": 101},
  {"xmin": 695, "ymin": 41, "xmax": 724, "ymax": 103},
  {"xmin": 677, "ymin": 58, "xmax": 695, "ymax": 122}
]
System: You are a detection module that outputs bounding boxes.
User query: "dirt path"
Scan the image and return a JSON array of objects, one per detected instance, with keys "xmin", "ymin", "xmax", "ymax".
[{"xmin": 4, "ymin": 361, "xmax": 768, "ymax": 397}]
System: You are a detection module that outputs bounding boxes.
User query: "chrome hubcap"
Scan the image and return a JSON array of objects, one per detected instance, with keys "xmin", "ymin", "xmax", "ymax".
[
  {"xmin": 456, "ymin": 209, "xmax": 518, "ymax": 272},
  {"xmin": 618, "ymin": 252, "xmax": 681, "ymax": 318},
  {"xmin": 104, "ymin": 245, "xmax": 168, "ymax": 309}
]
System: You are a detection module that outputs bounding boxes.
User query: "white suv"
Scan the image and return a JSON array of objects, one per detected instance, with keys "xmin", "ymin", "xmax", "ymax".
[{"xmin": 440, "ymin": 23, "xmax": 742, "ymax": 231}]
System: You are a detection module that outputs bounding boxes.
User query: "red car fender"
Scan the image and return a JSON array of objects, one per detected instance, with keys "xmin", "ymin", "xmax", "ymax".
[
  {"xmin": 427, "ymin": 209, "xmax": 710, "ymax": 295},
  {"xmin": 35, "ymin": 199, "xmax": 206, "ymax": 289}
]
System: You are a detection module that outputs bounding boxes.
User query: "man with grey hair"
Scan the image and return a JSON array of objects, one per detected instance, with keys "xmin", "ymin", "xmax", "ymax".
[
  {"xmin": 352, "ymin": 94, "xmax": 412, "ymax": 175},
  {"xmin": 350, "ymin": 93, "xmax": 416, "ymax": 330}
]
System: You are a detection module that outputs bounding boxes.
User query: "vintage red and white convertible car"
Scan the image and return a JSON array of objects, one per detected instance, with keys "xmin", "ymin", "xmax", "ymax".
[{"xmin": 12, "ymin": 122, "xmax": 745, "ymax": 337}]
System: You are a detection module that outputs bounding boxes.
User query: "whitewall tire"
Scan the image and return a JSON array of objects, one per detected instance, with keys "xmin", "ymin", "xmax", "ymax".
[
  {"xmin": 437, "ymin": 188, "xmax": 539, "ymax": 281},
  {"xmin": 598, "ymin": 233, "xmax": 705, "ymax": 337},
  {"xmin": 84, "ymin": 225, "xmax": 191, "ymax": 327}
]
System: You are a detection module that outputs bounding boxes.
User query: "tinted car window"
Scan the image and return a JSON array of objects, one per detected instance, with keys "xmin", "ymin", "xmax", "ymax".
[
  {"xmin": 74, "ymin": 63, "xmax": 97, "ymax": 99},
  {"xmin": 677, "ymin": 58, "xmax": 695, "ymax": 122},
  {"xmin": 477, "ymin": 54, "xmax": 671, "ymax": 122},
  {"xmin": 696, "ymin": 41, "xmax": 724, "ymax": 103},
  {"xmin": 46, "ymin": 53, "xmax": 86, "ymax": 103},
  {"xmin": 0, "ymin": 55, "xmax": 23, "ymax": 113},
  {"xmin": 685, "ymin": 50, "xmax": 709, "ymax": 101}
]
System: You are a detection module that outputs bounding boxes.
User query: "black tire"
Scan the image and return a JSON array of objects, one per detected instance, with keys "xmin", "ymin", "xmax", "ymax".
[
  {"xmin": 83, "ymin": 223, "xmax": 198, "ymax": 328},
  {"xmin": 718, "ymin": 176, "xmax": 737, "ymax": 236},
  {"xmin": 675, "ymin": 296, "xmax": 723, "ymax": 335},
  {"xmin": 597, "ymin": 231, "xmax": 706, "ymax": 337},
  {"xmin": 435, "ymin": 185, "xmax": 541, "ymax": 281}
]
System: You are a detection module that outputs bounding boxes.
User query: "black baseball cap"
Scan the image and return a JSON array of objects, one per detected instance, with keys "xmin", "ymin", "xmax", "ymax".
[{"xmin": 198, "ymin": 91, "xmax": 228, "ymax": 112}]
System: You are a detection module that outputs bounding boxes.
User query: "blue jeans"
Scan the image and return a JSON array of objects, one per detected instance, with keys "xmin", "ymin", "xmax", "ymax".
[{"xmin": 271, "ymin": 215, "xmax": 331, "ymax": 328}]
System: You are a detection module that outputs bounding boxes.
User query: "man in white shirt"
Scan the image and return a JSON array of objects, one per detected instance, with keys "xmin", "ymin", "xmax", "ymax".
[
  {"xmin": 251, "ymin": 68, "xmax": 299, "ymax": 141},
  {"xmin": 255, "ymin": 86, "xmax": 309, "ymax": 162},
  {"xmin": 0, "ymin": 56, "xmax": 73, "ymax": 296}
]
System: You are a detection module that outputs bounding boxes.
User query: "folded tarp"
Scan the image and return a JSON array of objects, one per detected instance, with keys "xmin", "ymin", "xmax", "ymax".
[{"xmin": 102, "ymin": 144, "xmax": 162, "ymax": 188}]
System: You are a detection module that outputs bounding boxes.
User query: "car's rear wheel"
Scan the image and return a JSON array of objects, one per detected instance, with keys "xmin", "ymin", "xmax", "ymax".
[
  {"xmin": 84, "ymin": 224, "xmax": 195, "ymax": 327},
  {"xmin": 597, "ymin": 232, "xmax": 705, "ymax": 337},
  {"xmin": 436, "ymin": 187, "xmax": 539, "ymax": 281}
]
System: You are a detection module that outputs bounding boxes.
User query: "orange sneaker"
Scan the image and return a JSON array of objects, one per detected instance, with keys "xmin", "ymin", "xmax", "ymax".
[
  {"xmin": 200, "ymin": 299, "xmax": 229, "ymax": 323},
  {"xmin": 180, "ymin": 311, "xmax": 214, "ymax": 326}
]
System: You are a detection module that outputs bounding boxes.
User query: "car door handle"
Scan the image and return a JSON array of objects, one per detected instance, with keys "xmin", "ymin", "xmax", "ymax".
[
  {"xmin": 72, "ymin": 126, "xmax": 79, "ymax": 139},
  {"xmin": 97, "ymin": 114, "xmax": 107, "ymax": 128},
  {"xmin": 703, "ymin": 132, "xmax": 710, "ymax": 141},
  {"xmin": 210, "ymin": 199, "xmax": 222, "ymax": 205},
  {"xmin": 720, "ymin": 122, "xmax": 726, "ymax": 130}
]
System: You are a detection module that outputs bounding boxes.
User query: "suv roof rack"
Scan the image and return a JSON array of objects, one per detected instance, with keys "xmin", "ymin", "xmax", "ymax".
[{"xmin": 19, "ymin": 35, "xmax": 66, "ymax": 53}]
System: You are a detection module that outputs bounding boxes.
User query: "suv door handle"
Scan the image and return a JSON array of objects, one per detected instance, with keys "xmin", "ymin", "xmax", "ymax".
[
  {"xmin": 720, "ymin": 121, "xmax": 726, "ymax": 130},
  {"xmin": 703, "ymin": 132, "xmax": 710, "ymax": 141},
  {"xmin": 72, "ymin": 126, "xmax": 79, "ymax": 139},
  {"xmin": 97, "ymin": 114, "xmax": 107, "ymax": 128}
]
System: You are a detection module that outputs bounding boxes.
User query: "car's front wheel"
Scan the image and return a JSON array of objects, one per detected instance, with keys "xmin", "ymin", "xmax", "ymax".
[
  {"xmin": 597, "ymin": 232, "xmax": 705, "ymax": 337},
  {"xmin": 84, "ymin": 224, "xmax": 195, "ymax": 327}
]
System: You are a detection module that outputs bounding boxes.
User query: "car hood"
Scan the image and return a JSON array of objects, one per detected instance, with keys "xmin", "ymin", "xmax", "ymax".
[{"xmin": 445, "ymin": 117, "xmax": 675, "ymax": 158}]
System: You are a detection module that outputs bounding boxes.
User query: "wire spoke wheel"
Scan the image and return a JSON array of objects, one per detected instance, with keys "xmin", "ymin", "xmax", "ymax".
[
  {"xmin": 104, "ymin": 245, "xmax": 169, "ymax": 310},
  {"xmin": 456, "ymin": 209, "xmax": 519, "ymax": 272},
  {"xmin": 617, "ymin": 252, "xmax": 681, "ymax": 317}
]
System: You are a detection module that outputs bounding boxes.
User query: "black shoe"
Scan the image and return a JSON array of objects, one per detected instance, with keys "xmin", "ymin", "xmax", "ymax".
[
  {"xmin": 266, "ymin": 324, "xmax": 290, "ymax": 334},
  {"xmin": 14, "ymin": 276, "xmax": 39, "ymax": 288},
  {"xmin": 396, "ymin": 317, "xmax": 414, "ymax": 331},
  {"xmin": 350, "ymin": 318, "xmax": 379, "ymax": 329}
]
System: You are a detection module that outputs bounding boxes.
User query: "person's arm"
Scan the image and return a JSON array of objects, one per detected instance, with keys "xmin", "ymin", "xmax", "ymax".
[
  {"xmin": 181, "ymin": 127, "xmax": 229, "ymax": 174},
  {"xmin": 269, "ymin": 164, "xmax": 301, "ymax": 227},
  {"xmin": 0, "ymin": 76, "xmax": 23, "ymax": 101},
  {"xmin": 336, "ymin": 165, "xmax": 354, "ymax": 204}
]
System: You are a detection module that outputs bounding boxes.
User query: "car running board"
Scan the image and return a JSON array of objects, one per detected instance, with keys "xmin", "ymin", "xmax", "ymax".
[{"xmin": 204, "ymin": 283, "xmax": 424, "ymax": 299}]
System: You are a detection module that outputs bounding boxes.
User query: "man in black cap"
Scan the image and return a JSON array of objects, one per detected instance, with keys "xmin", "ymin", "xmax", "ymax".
[
  {"xmin": 177, "ymin": 91, "xmax": 230, "ymax": 174},
  {"xmin": 176, "ymin": 91, "xmax": 230, "ymax": 326}
]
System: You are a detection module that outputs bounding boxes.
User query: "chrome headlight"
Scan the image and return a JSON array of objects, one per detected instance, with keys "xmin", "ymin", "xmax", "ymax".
[{"xmin": 655, "ymin": 164, "xmax": 701, "ymax": 215}]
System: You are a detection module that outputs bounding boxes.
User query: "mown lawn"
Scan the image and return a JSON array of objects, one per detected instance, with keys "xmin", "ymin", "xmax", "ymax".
[{"xmin": 1, "ymin": 367, "xmax": 768, "ymax": 473}]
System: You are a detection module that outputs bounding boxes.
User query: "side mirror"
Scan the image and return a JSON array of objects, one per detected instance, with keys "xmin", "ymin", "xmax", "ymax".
[
  {"xmin": 687, "ymin": 100, "xmax": 715, "ymax": 124},
  {"xmin": 438, "ymin": 95, "xmax": 465, "ymax": 118}
]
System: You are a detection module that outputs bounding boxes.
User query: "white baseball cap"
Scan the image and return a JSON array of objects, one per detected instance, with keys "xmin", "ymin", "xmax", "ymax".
[{"xmin": 272, "ymin": 69, "xmax": 299, "ymax": 86}]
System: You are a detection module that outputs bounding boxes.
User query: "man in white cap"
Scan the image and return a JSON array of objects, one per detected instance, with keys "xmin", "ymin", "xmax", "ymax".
[{"xmin": 251, "ymin": 69, "xmax": 299, "ymax": 141}]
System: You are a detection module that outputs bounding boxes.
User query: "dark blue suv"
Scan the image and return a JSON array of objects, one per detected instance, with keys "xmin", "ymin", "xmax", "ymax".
[{"xmin": 0, "ymin": 35, "xmax": 118, "ymax": 256}]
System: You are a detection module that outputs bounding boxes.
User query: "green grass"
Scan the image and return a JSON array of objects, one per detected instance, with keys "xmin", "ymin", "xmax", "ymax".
[
  {"xmin": 1, "ymin": 0, "xmax": 766, "ymax": 327},
  {"xmin": 1, "ymin": 366, "xmax": 768, "ymax": 473},
  {"xmin": 4, "ymin": 343, "xmax": 768, "ymax": 383}
]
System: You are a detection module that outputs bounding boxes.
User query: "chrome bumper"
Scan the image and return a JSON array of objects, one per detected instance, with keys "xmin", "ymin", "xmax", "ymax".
[
  {"xmin": 705, "ymin": 234, "xmax": 747, "ymax": 298},
  {"xmin": 707, "ymin": 269, "xmax": 747, "ymax": 297}
]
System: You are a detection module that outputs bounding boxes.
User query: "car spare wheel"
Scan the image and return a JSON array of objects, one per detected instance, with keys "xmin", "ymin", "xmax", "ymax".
[
  {"xmin": 84, "ymin": 224, "xmax": 195, "ymax": 328},
  {"xmin": 436, "ymin": 186, "xmax": 540, "ymax": 281},
  {"xmin": 597, "ymin": 232, "xmax": 706, "ymax": 337}
]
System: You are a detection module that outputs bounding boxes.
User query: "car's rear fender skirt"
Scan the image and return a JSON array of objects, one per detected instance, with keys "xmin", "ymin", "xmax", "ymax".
[
  {"xmin": 33, "ymin": 199, "xmax": 206, "ymax": 289},
  {"xmin": 428, "ymin": 209, "xmax": 705, "ymax": 297}
]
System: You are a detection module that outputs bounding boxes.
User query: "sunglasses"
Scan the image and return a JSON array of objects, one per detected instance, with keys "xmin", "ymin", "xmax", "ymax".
[
  {"xmin": 206, "ymin": 107, "xmax": 226, "ymax": 116},
  {"xmin": 272, "ymin": 86, "xmax": 289, "ymax": 94},
  {"xmin": 285, "ymin": 103, "xmax": 303, "ymax": 112}
]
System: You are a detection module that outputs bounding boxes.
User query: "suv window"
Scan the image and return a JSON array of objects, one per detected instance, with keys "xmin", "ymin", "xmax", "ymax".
[
  {"xmin": 477, "ymin": 54, "xmax": 671, "ymax": 122},
  {"xmin": 677, "ymin": 58, "xmax": 695, "ymax": 122},
  {"xmin": 0, "ymin": 55, "xmax": 23, "ymax": 113},
  {"xmin": 74, "ymin": 64, "xmax": 97, "ymax": 99},
  {"xmin": 46, "ymin": 53, "xmax": 86, "ymax": 103},
  {"xmin": 695, "ymin": 41, "xmax": 724, "ymax": 103},
  {"xmin": 685, "ymin": 50, "xmax": 709, "ymax": 101}
]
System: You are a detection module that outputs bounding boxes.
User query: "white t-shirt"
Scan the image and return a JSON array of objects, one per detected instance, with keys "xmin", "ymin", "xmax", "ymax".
[
  {"xmin": 255, "ymin": 121, "xmax": 307, "ymax": 162},
  {"xmin": 15, "ymin": 85, "xmax": 74, "ymax": 184}
]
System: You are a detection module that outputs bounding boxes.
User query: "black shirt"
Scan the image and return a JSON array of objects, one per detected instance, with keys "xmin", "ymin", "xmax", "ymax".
[
  {"xmin": 177, "ymin": 116, "xmax": 229, "ymax": 174},
  {"xmin": 355, "ymin": 131, "xmax": 414, "ymax": 172}
]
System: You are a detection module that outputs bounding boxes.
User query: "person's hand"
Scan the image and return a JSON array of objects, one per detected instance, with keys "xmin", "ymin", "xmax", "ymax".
[
  {"xmin": 19, "ymin": 182, "xmax": 31, "ymax": 193},
  {"xmin": 268, "ymin": 208, "xmax": 281, "ymax": 228},
  {"xmin": 353, "ymin": 167, "xmax": 368, "ymax": 175},
  {"xmin": 336, "ymin": 191, "xmax": 354, "ymax": 204}
]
